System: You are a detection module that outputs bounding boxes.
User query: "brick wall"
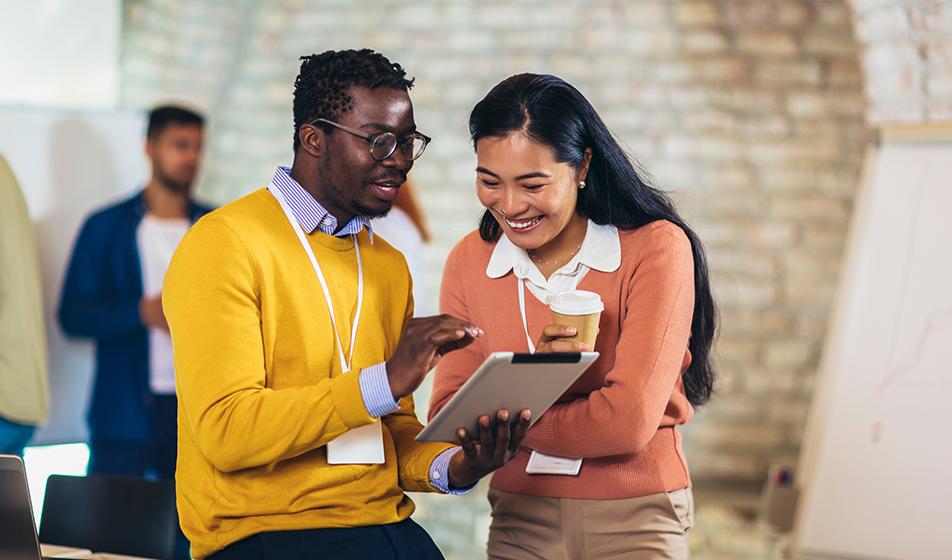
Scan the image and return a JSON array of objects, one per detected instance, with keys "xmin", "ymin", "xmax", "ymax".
[
  {"xmin": 852, "ymin": 0, "xmax": 952, "ymax": 123},
  {"xmin": 121, "ymin": 1, "xmax": 871, "ymax": 557}
]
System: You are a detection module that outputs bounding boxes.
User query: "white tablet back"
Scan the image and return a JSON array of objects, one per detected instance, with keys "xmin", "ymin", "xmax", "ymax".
[{"xmin": 417, "ymin": 352, "xmax": 599, "ymax": 443}]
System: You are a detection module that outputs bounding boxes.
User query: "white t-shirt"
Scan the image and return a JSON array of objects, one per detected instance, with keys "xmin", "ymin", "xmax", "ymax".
[{"xmin": 137, "ymin": 214, "xmax": 190, "ymax": 395}]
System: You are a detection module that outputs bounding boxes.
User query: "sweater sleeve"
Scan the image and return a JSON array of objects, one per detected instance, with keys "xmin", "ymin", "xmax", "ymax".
[
  {"xmin": 383, "ymin": 287, "xmax": 456, "ymax": 492},
  {"xmin": 522, "ymin": 223, "xmax": 695, "ymax": 458},
  {"xmin": 58, "ymin": 215, "xmax": 144, "ymax": 340},
  {"xmin": 164, "ymin": 218, "xmax": 378, "ymax": 473},
  {"xmin": 385, "ymin": 394, "xmax": 456, "ymax": 492},
  {"xmin": 429, "ymin": 242, "xmax": 486, "ymax": 420}
]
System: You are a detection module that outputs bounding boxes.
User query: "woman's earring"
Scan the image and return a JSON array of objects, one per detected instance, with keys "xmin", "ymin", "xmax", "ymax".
[{"xmin": 579, "ymin": 180, "xmax": 587, "ymax": 189}]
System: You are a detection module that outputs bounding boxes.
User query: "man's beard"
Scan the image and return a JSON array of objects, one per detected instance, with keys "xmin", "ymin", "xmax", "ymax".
[
  {"xmin": 354, "ymin": 171, "xmax": 406, "ymax": 220},
  {"xmin": 322, "ymin": 162, "xmax": 398, "ymax": 220},
  {"xmin": 329, "ymin": 180, "xmax": 390, "ymax": 220},
  {"xmin": 353, "ymin": 198, "xmax": 390, "ymax": 220},
  {"xmin": 155, "ymin": 166, "xmax": 193, "ymax": 194}
]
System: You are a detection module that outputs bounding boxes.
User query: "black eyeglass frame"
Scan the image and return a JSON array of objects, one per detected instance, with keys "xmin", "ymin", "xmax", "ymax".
[{"xmin": 310, "ymin": 117, "xmax": 431, "ymax": 161}]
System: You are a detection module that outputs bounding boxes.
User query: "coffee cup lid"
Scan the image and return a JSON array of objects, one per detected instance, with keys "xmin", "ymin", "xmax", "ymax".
[{"xmin": 549, "ymin": 290, "xmax": 604, "ymax": 315}]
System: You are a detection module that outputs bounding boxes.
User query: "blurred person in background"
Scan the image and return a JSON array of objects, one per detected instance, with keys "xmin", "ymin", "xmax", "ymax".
[
  {"xmin": 372, "ymin": 178, "xmax": 432, "ymax": 315},
  {"xmin": 0, "ymin": 154, "xmax": 49, "ymax": 457},
  {"xmin": 58, "ymin": 105, "xmax": 211, "ymax": 479}
]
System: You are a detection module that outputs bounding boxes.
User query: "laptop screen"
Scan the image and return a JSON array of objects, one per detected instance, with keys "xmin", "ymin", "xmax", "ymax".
[{"xmin": 0, "ymin": 459, "xmax": 41, "ymax": 560}]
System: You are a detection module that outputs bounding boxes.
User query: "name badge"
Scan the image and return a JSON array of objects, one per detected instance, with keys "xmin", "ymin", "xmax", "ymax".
[
  {"xmin": 327, "ymin": 422, "xmax": 385, "ymax": 464},
  {"xmin": 526, "ymin": 451, "xmax": 582, "ymax": 475}
]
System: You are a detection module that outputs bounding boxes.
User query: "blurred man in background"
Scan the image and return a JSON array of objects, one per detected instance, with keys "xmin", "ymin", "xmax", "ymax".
[
  {"xmin": 372, "ymin": 178, "xmax": 431, "ymax": 315},
  {"xmin": 58, "ymin": 105, "xmax": 211, "ymax": 479},
  {"xmin": 0, "ymin": 155, "xmax": 49, "ymax": 457}
]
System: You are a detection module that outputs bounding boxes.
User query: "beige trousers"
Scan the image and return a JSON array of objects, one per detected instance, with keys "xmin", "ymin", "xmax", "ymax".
[{"xmin": 487, "ymin": 487, "xmax": 694, "ymax": 560}]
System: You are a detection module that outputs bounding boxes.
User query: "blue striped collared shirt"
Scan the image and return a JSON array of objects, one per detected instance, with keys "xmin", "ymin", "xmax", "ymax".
[
  {"xmin": 268, "ymin": 166, "xmax": 468, "ymax": 494},
  {"xmin": 270, "ymin": 166, "xmax": 374, "ymax": 242}
]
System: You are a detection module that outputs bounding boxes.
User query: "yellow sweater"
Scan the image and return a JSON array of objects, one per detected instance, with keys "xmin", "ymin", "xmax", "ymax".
[{"xmin": 163, "ymin": 188, "xmax": 453, "ymax": 559}]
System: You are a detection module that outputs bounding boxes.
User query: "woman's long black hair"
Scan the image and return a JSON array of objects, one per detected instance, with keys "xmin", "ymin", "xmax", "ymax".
[{"xmin": 469, "ymin": 73, "xmax": 717, "ymax": 406}]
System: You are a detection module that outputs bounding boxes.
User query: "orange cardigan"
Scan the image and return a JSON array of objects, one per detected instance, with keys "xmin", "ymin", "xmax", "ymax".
[{"xmin": 430, "ymin": 220, "xmax": 695, "ymax": 499}]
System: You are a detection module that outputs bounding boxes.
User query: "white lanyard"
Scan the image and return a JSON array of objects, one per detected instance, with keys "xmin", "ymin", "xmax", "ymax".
[
  {"xmin": 269, "ymin": 185, "xmax": 364, "ymax": 374},
  {"xmin": 517, "ymin": 278, "xmax": 536, "ymax": 354},
  {"xmin": 518, "ymin": 269, "xmax": 587, "ymax": 477},
  {"xmin": 517, "ymin": 270, "xmax": 582, "ymax": 355}
]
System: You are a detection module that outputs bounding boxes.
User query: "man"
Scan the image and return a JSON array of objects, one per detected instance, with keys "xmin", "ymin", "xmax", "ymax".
[
  {"xmin": 59, "ymin": 105, "xmax": 210, "ymax": 478},
  {"xmin": 0, "ymin": 155, "xmax": 49, "ymax": 456},
  {"xmin": 163, "ymin": 49, "xmax": 529, "ymax": 560}
]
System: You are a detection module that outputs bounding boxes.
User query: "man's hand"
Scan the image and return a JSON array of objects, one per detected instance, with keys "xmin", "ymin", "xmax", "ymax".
[
  {"xmin": 140, "ymin": 295, "xmax": 169, "ymax": 331},
  {"xmin": 447, "ymin": 408, "xmax": 531, "ymax": 489},
  {"xmin": 534, "ymin": 324, "xmax": 591, "ymax": 354},
  {"xmin": 386, "ymin": 314, "xmax": 483, "ymax": 399}
]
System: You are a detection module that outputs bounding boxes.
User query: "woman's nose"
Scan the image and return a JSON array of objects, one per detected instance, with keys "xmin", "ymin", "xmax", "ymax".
[{"xmin": 498, "ymin": 189, "xmax": 529, "ymax": 217}]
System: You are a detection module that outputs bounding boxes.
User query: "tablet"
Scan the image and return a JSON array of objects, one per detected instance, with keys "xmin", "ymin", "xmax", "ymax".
[{"xmin": 416, "ymin": 352, "xmax": 599, "ymax": 443}]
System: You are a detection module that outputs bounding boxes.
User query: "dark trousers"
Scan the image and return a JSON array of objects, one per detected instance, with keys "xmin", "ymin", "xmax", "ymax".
[
  {"xmin": 88, "ymin": 394, "xmax": 187, "ymax": 559},
  {"xmin": 88, "ymin": 394, "xmax": 177, "ymax": 479},
  {"xmin": 207, "ymin": 518, "xmax": 445, "ymax": 560}
]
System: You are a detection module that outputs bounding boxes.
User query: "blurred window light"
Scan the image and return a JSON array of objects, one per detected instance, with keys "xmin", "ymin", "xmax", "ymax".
[{"xmin": 22, "ymin": 442, "xmax": 90, "ymax": 524}]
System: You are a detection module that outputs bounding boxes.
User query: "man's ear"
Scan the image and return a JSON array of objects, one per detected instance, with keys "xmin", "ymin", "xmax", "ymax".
[
  {"xmin": 298, "ymin": 123, "xmax": 326, "ymax": 158},
  {"xmin": 144, "ymin": 136, "xmax": 156, "ymax": 159}
]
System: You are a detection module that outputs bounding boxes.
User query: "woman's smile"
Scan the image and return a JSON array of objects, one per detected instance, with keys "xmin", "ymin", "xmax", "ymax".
[{"xmin": 502, "ymin": 214, "xmax": 544, "ymax": 232}]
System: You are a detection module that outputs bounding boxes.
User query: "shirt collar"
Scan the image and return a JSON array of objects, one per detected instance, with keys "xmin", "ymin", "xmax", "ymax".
[
  {"xmin": 270, "ymin": 166, "xmax": 374, "ymax": 242},
  {"xmin": 132, "ymin": 189, "xmax": 208, "ymax": 224},
  {"xmin": 486, "ymin": 219, "xmax": 621, "ymax": 279}
]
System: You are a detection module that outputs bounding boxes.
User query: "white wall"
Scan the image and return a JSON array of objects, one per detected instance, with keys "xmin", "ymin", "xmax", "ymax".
[{"xmin": 0, "ymin": 0, "xmax": 120, "ymax": 108}]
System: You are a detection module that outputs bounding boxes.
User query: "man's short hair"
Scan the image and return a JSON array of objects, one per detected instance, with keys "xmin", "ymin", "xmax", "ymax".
[
  {"xmin": 147, "ymin": 105, "xmax": 205, "ymax": 139},
  {"xmin": 292, "ymin": 49, "xmax": 414, "ymax": 151}
]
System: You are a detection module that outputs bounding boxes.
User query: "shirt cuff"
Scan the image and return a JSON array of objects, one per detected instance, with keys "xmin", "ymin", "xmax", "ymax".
[
  {"xmin": 358, "ymin": 362, "xmax": 399, "ymax": 418},
  {"xmin": 429, "ymin": 447, "xmax": 476, "ymax": 495}
]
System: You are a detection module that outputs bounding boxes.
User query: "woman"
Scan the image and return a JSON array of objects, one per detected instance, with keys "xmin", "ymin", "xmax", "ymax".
[{"xmin": 430, "ymin": 74, "xmax": 716, "ymax": 559}]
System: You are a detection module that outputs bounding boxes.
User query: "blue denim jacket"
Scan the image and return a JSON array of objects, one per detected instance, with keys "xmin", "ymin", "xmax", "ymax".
[{"xmin": 58, "ymin": 191, "xmax": 212, "ymax": 441}]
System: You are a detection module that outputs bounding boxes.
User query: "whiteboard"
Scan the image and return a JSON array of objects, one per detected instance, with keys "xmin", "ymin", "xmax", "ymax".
[
  {"xmin": 0, "ymin": 106, "xmax": 148, "ymax": 444},
  {"xmin": 795, "ymin": 133, "xmax": 952, "ymax": 559}
]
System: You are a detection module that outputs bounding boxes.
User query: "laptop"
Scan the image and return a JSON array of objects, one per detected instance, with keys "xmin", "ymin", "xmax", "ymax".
[{"xmin": 0, "ymin": 454, "xmax": 88, "ymax": 560}]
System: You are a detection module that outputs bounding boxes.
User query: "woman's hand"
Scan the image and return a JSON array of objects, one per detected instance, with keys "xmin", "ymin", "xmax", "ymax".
[{"xmin": 534, "ymin": 324, "xmax": 592, "ymax": 354}]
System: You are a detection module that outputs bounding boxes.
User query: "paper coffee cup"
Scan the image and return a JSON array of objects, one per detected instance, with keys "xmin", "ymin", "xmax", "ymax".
[{"xmin": 549, "ymin": 290, "xmax": 603, "ymax": 350}]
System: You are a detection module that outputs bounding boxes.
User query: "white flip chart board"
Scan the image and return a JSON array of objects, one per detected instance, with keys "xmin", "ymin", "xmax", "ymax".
[{"xmin": 796, "ymin": 125, "xmax": 952, "ymax": 560}]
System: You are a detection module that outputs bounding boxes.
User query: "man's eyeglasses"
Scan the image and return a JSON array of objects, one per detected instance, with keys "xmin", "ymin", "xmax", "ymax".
[{"xmin": 311, "ymin": 118, "xmax": 431, "ymax": 162}]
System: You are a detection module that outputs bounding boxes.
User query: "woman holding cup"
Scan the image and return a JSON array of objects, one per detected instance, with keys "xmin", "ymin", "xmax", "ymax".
[{"xmin": 430, "ymin": 73, "xmax": 717, "ymax": 559}]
